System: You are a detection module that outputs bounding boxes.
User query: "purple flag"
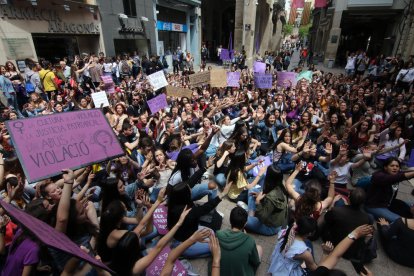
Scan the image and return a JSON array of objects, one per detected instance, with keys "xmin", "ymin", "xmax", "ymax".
[
  {"xmin": 153, "ymin": 205, "xmax": 168, "ymax": 235},
  {"xmin": 277, "ymin": 72, "xmax": 298, "ymax": 88},
  {"xmin": 0, "ymin": 201, "xmax": 113, "ymax": 273},
  {"xmin": 254, "ymin": 73, "xmax": 273, "ymax": 89},
  {"xmin": 408, "ymin": 149, "xmax": 414, "ymax": 167},
  {"xmin": 226, "ymin": 72, "xmax": 241, "ymax": 87},
  {"xmin": 253, "ymin": 61, "xmax": 266, "ymax": 73},
  {"xmin": 147, "ymin": 94, "xmax": 168, "ymax": 114},
  {"xmin": 6, "ymin": 110, "xmax": 124, "ymax": 183},
  {"xmin": 220, "ymin": 49, "xmax": 230, "ymax": 61}
]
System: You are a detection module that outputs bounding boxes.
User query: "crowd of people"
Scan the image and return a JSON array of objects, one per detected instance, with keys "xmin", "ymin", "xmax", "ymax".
[{"xmin": 0, "ymin": 45, "xmax": 413, "ymax": 276}]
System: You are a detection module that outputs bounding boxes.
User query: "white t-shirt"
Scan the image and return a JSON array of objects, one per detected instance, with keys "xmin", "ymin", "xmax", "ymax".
[
  {"xmin": 330, "ymin": 162, "xmax": 353, "ymax": 185},
  {"xmin": 345, "ymin": 57, "xmax": 356, "ymax": 70}
]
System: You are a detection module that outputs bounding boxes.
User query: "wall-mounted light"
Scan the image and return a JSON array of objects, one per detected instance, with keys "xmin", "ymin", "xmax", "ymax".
[
  {"xmin": 141, "ymin": 16, "xmax": 149, "ymax": 22},
  {"xmin": 29, "ymin": 0, "xmax": 37, "ymax": 6},
  {"xmin": 63, "ymin": 4, "xmax": 70, "ymax": 11}
]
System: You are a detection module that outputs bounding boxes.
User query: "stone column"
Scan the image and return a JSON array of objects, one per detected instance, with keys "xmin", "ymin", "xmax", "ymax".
[
  {"xmin": 243, "ymin": 1, "xmax": 258, "ymax": 67},
  {"xmin": 323, "ymin": 10, "xmax": 342, "ymax": 66},
  {"xmin": 234, "ymin": 0, "xmax": 244, "ymax": 52}
]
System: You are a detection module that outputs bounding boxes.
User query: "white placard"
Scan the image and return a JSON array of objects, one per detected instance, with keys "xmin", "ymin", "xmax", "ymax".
[
  {"xmin": 91, "ymin": 91, "xmax": 109, "ymax": 108},
  {"xmin": 147, "ymin": 70, "xmax": 168, "ymax": 91}
]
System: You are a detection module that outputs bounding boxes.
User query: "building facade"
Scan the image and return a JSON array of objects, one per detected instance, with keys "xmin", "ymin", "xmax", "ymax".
[
  {"xmin": 0, "ymin": 0, "xmax": 103, "ymax": 65},
  {"xmin": 202, "ymin": 0, "xmax": 286, "ymax": 67},
  {"xmin": 309, "ymin": 0, "xmax": 412, "ymax": 67}
]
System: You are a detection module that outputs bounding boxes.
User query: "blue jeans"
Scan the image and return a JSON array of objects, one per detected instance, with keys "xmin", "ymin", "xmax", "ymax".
[
  {"xmin": 356, "ymin": 176, "xmax": 372, "ymax": 189},
  {"xmin": 293, "ymin": 178, "xmax": 306, "ymax": 195},
  {"xmin": 191, "ymin": 183, "xmax": 217, "ymax": 201},
  {"xmin": 171, "ymin": 226, "xmax": 211, "ymax": 258},
  {"xmin": 245, "ymin": 217, "xmax": 280, "ymax": 236},
  {"xmin": 150, "ymin": 187, "xmax": 161, "ymax": 203},
  {"xmin": 365, "ymin": 207, "xmax": 400, "ymax": 222},
  {"xmin": 247, "ymin": 187, "xmax": 262, "ymax": 212},
  {"xmin": 215, "ymin": 173, "xmax": 226, "ymax": 188}
]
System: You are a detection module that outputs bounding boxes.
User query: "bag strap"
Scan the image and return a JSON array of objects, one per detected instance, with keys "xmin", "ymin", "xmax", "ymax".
[{"xmin": 41, "ymin": 70, "xmax": 52, "ymax": 82}]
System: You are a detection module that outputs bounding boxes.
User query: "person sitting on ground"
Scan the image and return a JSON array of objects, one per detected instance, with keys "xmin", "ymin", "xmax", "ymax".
[{"xmin": 216, "ymin": 206, "xmax": 262, "ymax": 276}]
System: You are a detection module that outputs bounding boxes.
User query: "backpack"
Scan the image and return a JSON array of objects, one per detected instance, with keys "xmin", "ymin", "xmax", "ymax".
[
  {"xmin": 120, "ymin": 61, "xmax": 130, "ymax": 75},
  {"xmin": 25, "ymin": 74, "xmax": 35, "ymax": 93}
]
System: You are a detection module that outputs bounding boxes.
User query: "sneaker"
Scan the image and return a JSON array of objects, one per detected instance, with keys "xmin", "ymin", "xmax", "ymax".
[{"xmin": 237, "ymin": 201, "xmax": 248, "ymax": 211}]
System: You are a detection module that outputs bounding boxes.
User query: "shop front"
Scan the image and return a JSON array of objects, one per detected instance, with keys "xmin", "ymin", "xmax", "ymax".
[{"xmin": 0, "ymin": 2, "xmax": 103, "ymax": 66}]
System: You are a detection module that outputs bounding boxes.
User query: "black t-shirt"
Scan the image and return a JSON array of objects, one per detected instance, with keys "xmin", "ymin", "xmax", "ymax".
[
  {"xmin": 127, "ymin": 104, "xmax": 145, "ymax": 117},
  {"xmin": 183, "ymin": 120, "xmax": 199, "ymax": 135},
  {"xmin": 295, "ymin": 155, "xmax": 322, "ymax": 182},
  {"xmin": 308, "ymin": 266, "xmax": 330, "ymax": 276},
  {"xmin": 118, "ymin": 133, "xmax": 136, "ymax": 150}
]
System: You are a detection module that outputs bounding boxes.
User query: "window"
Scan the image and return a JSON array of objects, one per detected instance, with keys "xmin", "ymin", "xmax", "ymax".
[{"xmin": 123, "ymin": 0, "xmax": 137, "ymax": 17}]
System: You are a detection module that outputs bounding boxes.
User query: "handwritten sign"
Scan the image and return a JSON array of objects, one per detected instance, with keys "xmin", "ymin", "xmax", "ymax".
[
  {"xmin": 252, "ymin": 156, "xmax": 272, "ymax": 177},
  {"xmin": 6, "ymin": 110, "xmax": 124, "ymax": 183},
  {"xmin": 188, "ymin": 71, "xmax": 210, "ymax": 87},
  {"xmin": 254, "ymin": 73, "xmax": 273, "ymax": 89},
  {"xmin": 146, "ymin": 246, "xmax": 187, "ymax": 276},
  {"xmin": 148, "ymin": 70, "xmax": 168, "ymax": 91},
  {"xmin": 0, "ymin": 200, "xmax": 113, "ymax": 273},
  {"xmin": 153, "ymin": 205, "xmax": 168, "ymax": 235},
  {"xmin": 210, "ymin": 69, "xmax": 227, "ymax": 87},
  {"xmin": 253, "ymin": 61, "xmax": 266, "ymax": 73},
  {"xmin": 101, "ymin": 75, "xmax": 115, "ymax": 94},
  {"xmin": 227, "ymin": 72, "xmax": 241, "ymax": 87},
  {"xmin": 91, "ymin": 91, "xmax": 109, "ymax": 108},
  {"xmin": 101, "ymin": 75, "xmax": 113, "ymax": 84},
  {"xmin": 147, "ymin": 94, "xmax": 168, "ymax": 114},
  {"xmin": 277, "ymin": 72, "xmax": 297, "ymax": 88},
  {"xmin": 166, "ymin": 85, "xmax": 193, "ymax": 99}
]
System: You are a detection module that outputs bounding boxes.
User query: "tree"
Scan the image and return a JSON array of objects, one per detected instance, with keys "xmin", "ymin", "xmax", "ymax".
[
  {"xmin": 299, "ymin": 24, "xmax": 311, "ymax": 39},
  {"xmin": 283, "ymin": 24, "xmax": 294, "ymax": 36}
]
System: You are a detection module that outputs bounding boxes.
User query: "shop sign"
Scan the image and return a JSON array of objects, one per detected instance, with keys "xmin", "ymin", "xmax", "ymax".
[
  {"xmin": 0, "ymin": 5, "xmax": 100, "ymax": 34},
  {"xmin": 156, "ymin": 21, "xmax": 187, "ymax": 32}
]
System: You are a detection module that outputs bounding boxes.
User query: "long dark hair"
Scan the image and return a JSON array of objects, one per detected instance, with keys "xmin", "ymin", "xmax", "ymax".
[
  {"xmin": 167, "ymin": 182, "xmax": 192, "ymax": 230},
  {"xmin": 101, "ymin": 177, "xmax": 131, "ymax": 213},
  {"xmin": 110, "ymin": 232, "xmax": 142, "ymax": 276},
  {"xmin": 273, "ymin": 128, "xmax": 292, "ymax": 150},
  {"xmin": 170, "ymin": 149, "xmax": 194, "ymax": 183},
  {"xmin": 280, "ymin": 217, "xmax": 317, "ymax": 253},
  {"xmin": 263, "ymin": 166, "xmax": 284, "ymax": 194},
  {"xmin": 295, "ymin": 179, "xmax": 321, "ymax": 220},
  {"xmin": 226, "ymin": 150, "xmax": 247, "ymax": 184},
  {"xmin": 97, "ymin": 200, "xmax": 126, "ymax": 263}
]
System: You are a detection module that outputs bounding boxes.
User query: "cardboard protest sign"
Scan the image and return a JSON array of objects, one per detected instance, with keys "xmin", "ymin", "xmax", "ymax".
[
  {"xmin": 277, "ymin": 72, "xmax": 298, "ymax": 88},
  {"xmin": 227, "ymin": 72, "xmax": 241, "ymax": 87},
  {"xmin": 91, "ymin": 91, "xmax": 109, "ymax": 108},
  {"xmin": 148, "ymin": 70, "xmax": 168, "ymax": 91},
  {"xmin": 220, "ymin": 49, "xmax": 230, "ymax": 60},
  {"xmin": 0, "ymin": 200, "xmax": 113, "ymax": 273},
  {"xmin": 252, "ymin": 156, "xmax": 272, "ymax": 177},
  {"xmin": 6, "ymin": 110, "xmax": 124, "ymax": 183},
  {"xmin": 153, "ymin": 205, "xmax": 168, "ymax": 235},
  {"xmin": 253, "ymin": 61, "xmax": 266, "ymax": 73},
  {"xmin": 296, "ymin": 70, "xmax": 313, "ymax": 82},
  {"xmin": 147, "ymin": 94, "xmax": 168, "ymax": 114},
  {"xmin": 188, "ymin": 71, "xmax": 210, "ymax": 87},
  {"xmin": 210, "ymin": 69, "xmax": 227, "ymax": 87},
  {"xmin": 101, "ymin": 75, "xmax": 115, "ymax": 94},
  {"xmin": 166, "ymin": 85, "xmax": 193, "ymax": 99},
  {"xmin": 146, "ymin": 246, "xmax": 187, "ymax": 276},
  {"xmin": 254, "ymin": 73, "xmax": 273, "ymax": 89}
]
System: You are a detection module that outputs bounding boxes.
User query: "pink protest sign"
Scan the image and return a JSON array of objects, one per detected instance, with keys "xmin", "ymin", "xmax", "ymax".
[
  {"xmin": 153, "ymin": 205, "xmax": 168, "ymax": 235},
  {"xmin": 147, "ymin": 94, "xmax": 168, "ymax": 114},
  {"xmin": 0, "ymin": 200, "xmax": 113, "ymax": 273},
  {"xmin": 226, "ymin": 72, "xmax": 241, "ymax": 87},
  {"xmin": 6, "ymin": 110, "xmax": 124, "ymax": 183},
  {"xmin": 277, "ymin": 72, "xmax": 297, "ymax": 88},
  {"xmin": 146, "ymin": 246, "xmax": 187, "ymax": 276},
  {"xmin": 253, "ymin": 61, "xmax": 266, "ymax": 73},
  {"xmin": 101, "ymin": 75, "xmax": 113, "ymax": 84}
]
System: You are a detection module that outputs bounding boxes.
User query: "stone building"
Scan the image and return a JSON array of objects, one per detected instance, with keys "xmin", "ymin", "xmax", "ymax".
[
  {"xmin": 309, "ymin": 0, "xmax": 414, "ymax": 67},
  {"xmin": 202, "ymin": 0, "xmax": 286, "ymax": 67}
]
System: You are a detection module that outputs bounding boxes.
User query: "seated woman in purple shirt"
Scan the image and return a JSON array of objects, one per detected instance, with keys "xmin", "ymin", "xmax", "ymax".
[{"xmin": 365, "ymin": 157, "xmax": 414, "ymax": 222}]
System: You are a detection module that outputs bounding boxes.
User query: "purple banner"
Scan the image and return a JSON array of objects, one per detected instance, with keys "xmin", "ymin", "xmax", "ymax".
[
  {"xmin": 277, "ymin": 72, "xmax": 298, "ymax": 88},
  {"xmin": 253, "ymin": 61, "xmax": 266, "ymax": 73},
  {"xmin": 147, "ymin": 94, "xmax": 168, "ymax": 114},
  {"xmin": 220, "ymin": 49, "xmax": 230, "ymax": 61},
  {"xmin": 254, "ymin": 73, "xmax": 273, "ymax": 89},
  {"xmin": 6, "ymin": 110, "xmax": 124, "ymax": 183},
  {"xmin": 226, "ymin": 72, "xmax": 240, "ymax": 87},
  {"xmin": 0, "ymin": 200, "xmax": 113, "ymax": 273},
  {"xmin": 146, "ymin": 246, "xmax": 187, "ymax": 276},
  {"xmin": 153, "ymin": 205, "xmax": 168, "ymax": 235}
]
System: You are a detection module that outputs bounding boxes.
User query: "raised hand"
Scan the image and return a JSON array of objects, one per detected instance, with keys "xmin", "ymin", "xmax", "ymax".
[{"xmin": 325, "ymin": 142, "xmax": 333, "ymax": 155}]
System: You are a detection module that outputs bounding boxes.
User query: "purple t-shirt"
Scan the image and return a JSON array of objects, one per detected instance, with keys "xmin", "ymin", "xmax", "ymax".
[
  {"xmin": 167, "ymin": 143, "xmax": 199, "ymax": 161},
  {"xmin": 2, "ymin": 229, "xmax": 40, "ymax": 275}
]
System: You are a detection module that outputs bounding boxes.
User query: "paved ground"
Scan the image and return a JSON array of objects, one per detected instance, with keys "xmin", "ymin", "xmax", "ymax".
[{"xmin": 188, "ymin": 178, "xmax": 414, "ymax": 276}]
